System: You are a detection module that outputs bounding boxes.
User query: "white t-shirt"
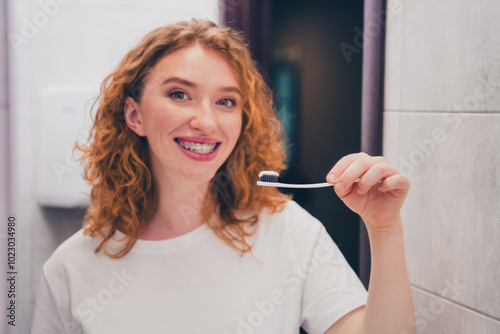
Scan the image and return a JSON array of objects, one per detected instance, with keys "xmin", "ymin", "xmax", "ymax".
[{"xmin": 31, "ymin": 200, "xmax": 367, "ymax": 334}]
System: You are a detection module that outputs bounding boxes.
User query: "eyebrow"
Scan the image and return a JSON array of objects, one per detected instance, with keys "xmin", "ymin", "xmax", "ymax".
[
  {"xmin": 161, "ymin": 77, "xmax": 196, "ymax": 88},
  {"xmin": 220, "ymin": 86, "xmax": 242, "ymax": 97},
  {"xmin": 161, "ymin": 76, "xmax": 242, "ymax": 97}
]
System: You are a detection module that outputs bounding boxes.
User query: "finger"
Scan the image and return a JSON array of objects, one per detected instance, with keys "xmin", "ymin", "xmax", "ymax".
[
  {"xmin": 326, "ymin": 152, "xmax": 369, "ymax": 184},
  {"xmin": 334, "ymin": 156, "xmax": 387, "ymax": 194},
  {"xmin": 356, "ymin": 162, "xmax": 400, "ymax": 195},
  {"xmin": 378, "ymin": 174, "xmax": 410, "ymax": 194}
]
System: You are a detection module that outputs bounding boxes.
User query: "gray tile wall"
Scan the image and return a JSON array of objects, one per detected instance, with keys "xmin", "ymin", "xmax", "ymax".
[{"xmin": 384, "ymin": 0, "xmax": 500, "ymax": 332}]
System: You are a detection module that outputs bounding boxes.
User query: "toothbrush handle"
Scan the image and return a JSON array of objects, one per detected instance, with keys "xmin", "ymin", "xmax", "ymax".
[
  {"xmin": 256, "ymin": 178, "xmax": 361, "ymax": 189},
  {"xmin": 257, "ymin": 181, "xmax": 334, "ymax": 189}
]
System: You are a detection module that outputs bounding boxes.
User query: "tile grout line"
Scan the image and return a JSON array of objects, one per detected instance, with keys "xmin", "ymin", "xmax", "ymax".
[
  {"xmin": 398, "ymin": 0, "xmax": 404, "ymax": 112},
  {"xmin": 411, "ymin": 284, "xmax": 500, "ymax": 323}
]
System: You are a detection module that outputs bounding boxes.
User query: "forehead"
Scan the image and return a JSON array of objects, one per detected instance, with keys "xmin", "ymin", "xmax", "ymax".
[{"xmin": 148, "ymin": 44, "xmax": 240, "ymax": 87}]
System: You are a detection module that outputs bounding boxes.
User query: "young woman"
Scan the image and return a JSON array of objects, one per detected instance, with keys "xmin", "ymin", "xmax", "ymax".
[{"xmin": 32, "ymin": 20, "xmax": 415, "ymax": 334}]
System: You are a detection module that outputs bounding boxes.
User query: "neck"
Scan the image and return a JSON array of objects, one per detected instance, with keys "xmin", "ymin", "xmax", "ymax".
[{"xmin": 139, "ymin": 176, "xmax": 212, "ymax": 240}]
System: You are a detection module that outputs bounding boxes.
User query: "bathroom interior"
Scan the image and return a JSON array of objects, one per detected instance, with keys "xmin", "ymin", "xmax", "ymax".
[{"xmin": 0, "ymin": 0, "xmax": 499, "ymax": 333}]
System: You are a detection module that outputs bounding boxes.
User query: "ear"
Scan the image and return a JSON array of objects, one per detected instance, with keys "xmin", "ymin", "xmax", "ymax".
[{"xmin": 124, "ymin": 96, "xmax": 147, "ymax": 137}]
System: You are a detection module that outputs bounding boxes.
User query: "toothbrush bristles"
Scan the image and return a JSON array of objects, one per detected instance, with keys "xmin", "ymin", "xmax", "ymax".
[
  {"xmin": 259, "ymin": 174, "xmax": 278, "ymax": 183},
  {"xmin": 258, "ymin": 171, "xmax": 279, "ymax": 183}
]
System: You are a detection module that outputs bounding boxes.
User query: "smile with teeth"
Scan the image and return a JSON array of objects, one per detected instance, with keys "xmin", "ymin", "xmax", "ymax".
[{"xmin": 176, "ymin": 140, "xmax": 219, "ymax": 154}]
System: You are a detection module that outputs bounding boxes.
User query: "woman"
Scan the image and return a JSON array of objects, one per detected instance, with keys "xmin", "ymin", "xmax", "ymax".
[{"xmin": 32, "ymin": 20, "xmax": 415, "ymax": 333}]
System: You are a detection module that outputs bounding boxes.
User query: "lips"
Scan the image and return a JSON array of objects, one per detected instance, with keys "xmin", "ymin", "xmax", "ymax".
[{"xmin": 174, "ymin": 137, "xmax": 221, "ymax": 156}]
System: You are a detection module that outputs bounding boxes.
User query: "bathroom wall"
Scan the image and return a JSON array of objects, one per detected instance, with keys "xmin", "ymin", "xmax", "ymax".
[
  {"xmin": 384, "ymin": 0, "xmax": 500, "ymax": 332},
  {"xmin": 6, "ymin": 1, "xmax": 219, "ymax": 332},
  {"xmin": 1, "ymin": 0, "xmax": 10, "ymax": 332}
]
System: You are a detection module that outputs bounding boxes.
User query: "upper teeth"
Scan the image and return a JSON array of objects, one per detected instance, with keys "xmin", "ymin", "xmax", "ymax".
[{"xmin": 177, "ymin": 141, "xmax": 217, "ymax": 154}]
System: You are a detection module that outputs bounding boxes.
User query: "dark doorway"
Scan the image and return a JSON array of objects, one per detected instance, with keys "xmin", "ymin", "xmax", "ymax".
[{"xmin": 271, "ymin": 0, "xmax": 364, "ymax": 274}]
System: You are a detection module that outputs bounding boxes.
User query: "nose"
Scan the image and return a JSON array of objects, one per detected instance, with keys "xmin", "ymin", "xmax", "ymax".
[{"xmin": 189, "ymin": 100, "xmax": 217, "ymax": 134}]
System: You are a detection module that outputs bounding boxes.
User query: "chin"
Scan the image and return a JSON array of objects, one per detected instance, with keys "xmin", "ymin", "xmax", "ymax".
[{"xmin": 182, "ymin": 168, "xmax": 218, "ymax": 186}]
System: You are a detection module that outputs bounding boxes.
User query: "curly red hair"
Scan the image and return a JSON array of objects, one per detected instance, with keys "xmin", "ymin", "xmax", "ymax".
[{"xmin": 78, "ymin": 20, "xmax": 290, "ymax": 258}]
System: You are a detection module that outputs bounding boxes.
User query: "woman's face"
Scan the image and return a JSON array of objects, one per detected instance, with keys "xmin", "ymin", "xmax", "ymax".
[{"xmin": 125, "ymin": 44, "xmax": 243, "ymax": 187}]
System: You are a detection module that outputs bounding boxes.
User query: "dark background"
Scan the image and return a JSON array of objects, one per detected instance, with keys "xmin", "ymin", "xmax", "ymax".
[{"xmin": 270, "ymin": 0, "xmax": 364, "ymax": 273}]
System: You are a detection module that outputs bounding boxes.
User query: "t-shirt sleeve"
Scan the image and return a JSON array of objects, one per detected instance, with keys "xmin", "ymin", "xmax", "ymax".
[
  {"xmin": 31, "ymin": 270, "xmax": 74, "ymax": 334},
  {"xmin": 300, "ymin": 225, "xmax": 367, "ymax": 334}
]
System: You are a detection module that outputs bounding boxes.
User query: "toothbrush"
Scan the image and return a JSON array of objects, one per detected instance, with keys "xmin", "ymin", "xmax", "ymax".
[{"xmin": 257, "ymin": 171, "xmax": 334, "ymax": 189}]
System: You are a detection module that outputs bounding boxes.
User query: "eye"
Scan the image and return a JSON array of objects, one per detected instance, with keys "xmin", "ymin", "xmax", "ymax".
[
  {"xmin": 170, "ymin": 91, "xmax": 189, "ymax": 100},
  {"xmin": 217, "ymin": 98, "xmax": 236, "ymax": 107}
]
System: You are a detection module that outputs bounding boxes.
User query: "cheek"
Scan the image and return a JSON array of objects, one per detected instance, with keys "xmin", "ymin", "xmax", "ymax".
[
  {"xmin": 144, "ymin": 118, "xmax": 167, "ymax": 143},
  {"xmin": 225, "ymin": 115, "xmax": 243, "ymax": 144},
  {"xmin": 144, "ymin": 107, "xmax": 186, "ymax": 138}
]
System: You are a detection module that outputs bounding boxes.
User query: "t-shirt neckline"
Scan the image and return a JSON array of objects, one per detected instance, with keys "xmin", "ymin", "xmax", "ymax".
[{"xmin": 111, "ymin": 223, "xmax": 212, "ymax": 254}]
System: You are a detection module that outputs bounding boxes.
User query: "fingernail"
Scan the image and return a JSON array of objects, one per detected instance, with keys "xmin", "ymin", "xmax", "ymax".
[
  {"xmin": 336, "ymin": 182, "xmax": 345, "ymax": 191},
  {"xmin": 327, "ymin": 174, "xmax": 336, "ymax": 182}
]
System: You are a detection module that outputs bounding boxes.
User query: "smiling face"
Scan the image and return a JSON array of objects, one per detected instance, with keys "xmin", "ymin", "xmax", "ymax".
[{"xmin": 124, "ymin": 44, "xmax": 243, "ymax": 188}]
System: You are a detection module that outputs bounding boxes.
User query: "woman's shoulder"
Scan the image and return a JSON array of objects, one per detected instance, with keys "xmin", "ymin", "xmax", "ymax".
[
  {"xmin": 250, "ymin": 200, "xmax": 331, "ymax": 262},
  {"xmin": 258, "ymin": 199, "xmax": 325, "ymax": 240},
  {"xmin": 42, "ymin": 229, "xmax": 104, "ymax": 276},
  {"xmin": 263, "ymin": 199, "xmax": 323, "ymax": 225}
]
